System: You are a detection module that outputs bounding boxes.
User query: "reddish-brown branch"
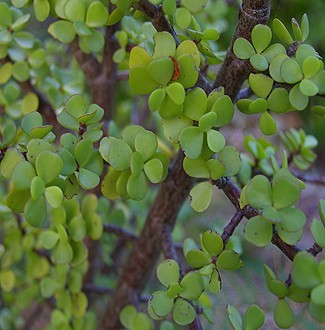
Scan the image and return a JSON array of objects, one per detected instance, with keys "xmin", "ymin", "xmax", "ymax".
[
  {"xmin": 213, "ymin": 177, "xmax": 310, "ymax": 261},
  {"xmin": 100, "ymin": 1, "xmax": 272, "ymax": 328},
  {"xmin": 100, "ymin": 152, "xmax": 194, "ymax": 329},
  {"xmin": 212, "ymin": 0, "xmax": 271, "ymax": 100},
  {"xmin": 221, "ymin": 210, "xmax": 244, "ymax": 245}
]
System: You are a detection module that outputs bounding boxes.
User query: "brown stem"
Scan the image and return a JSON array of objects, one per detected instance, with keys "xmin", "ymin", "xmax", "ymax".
[
  {"xmin": 100, "ymin": 1, "xmax": 272, "ymax": 328},
  {"xmin": 212, "ymin": 0, "xmax": 271, "ymax": 99},
  {"xmin": 100, "ymin": 152, "xmax": 194, "ymax": 329},
  {"xmin": 221, "ymin": 210, "xmax": 244, "ymax": 245}
]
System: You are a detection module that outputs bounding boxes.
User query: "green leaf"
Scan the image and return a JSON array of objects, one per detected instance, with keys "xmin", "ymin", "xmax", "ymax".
[
  {"xmin": 198, "ymin": 112, "xmax": 217, "ymax": 132},
  {"xmin": 310, "ymin": 220, "xmax": 325, "ymax": 248},
  {"xmin": 1, "ymin": 148, "xmax": 24, "ymax": 179},
  {"xmin": 245, "ymin": 175, "xmax": 273, "ymax": 208},
  {"xmin": 292, "ymin": 251, "xmax": 321, "ymax": 289},
  {"xmin": 269, "ymin": 54, "xmax": 288, "ymax": 83},
  {"xmin": 180, "ymin": 271, "xmax": 206, "ymax": 300},
  {"xmin": 25, "ymin": 196, "xmax": 47, "ymax": 227},
  {"xmin": 163, "ymin": 0, "xmax": 177, "ymax": 15},
  {"xmin": 190, "ymin": 182, "xmax": 213, "ymax": 212},
  {"xmin": 129, "ymin": 67, "xmax": 159, "ymax": 95},
  {"xmin": 153, "ymin": 32, "xmax": 176, "ymax": 59},
  {"xmin": 273, "ymin": 19, "xmax": 294, "ymax": 45},
  {"xmin": 272, "ymin": 169, "xmax": 301, "ymax": 209},
  {"xmin": 12, "ymin": 160, "xmax": 36, "ymax": 190},
  {"xmin": 216, "ymin": 250, "xmax": 242, "ymax": 271},
  {"xmin": 279, "ymin": 208, "xmax": 306, "ymax": 232},
  {"xmin": 166, "ymin": 82, "xmax": 185, "ymax": 105},
  {"xmin": 185, "ymin": 249, "xmax": 211, "ymax": 268},
  {"xmin": 36, "ymin": 151, "xmax": 63, "ymax": 185},
  {"xmin": 202, "ymin": 230, "xmax": 223, "ymax": 256},
  {"xmin": 86, "ymin": 1, "xmax": 108, "ymax": 28},
  {"xmin": 64, "ymin": 0, "xmax": 86, "ymax": 22},
  {"xmin": 78, "ymin": 168, "xmax": 100, "ymax": 190},
  {"xmin": 120, "ymin": 305, "xmax": 137, "ymax": 329},
  {"xmin": 280, "ymin": 58, "xmax": 303, "ymax": 84},
  {"xmin": 248, "ymin": 98, "xmax": 268, "ymax": 114},
  {"xmin": 291, "ymin": 18, "xmax": 303, "ymax": 42},
  {"xmin": 53, "ymin": 241, "xmax": 73, "ymax": 264},
  {"xmin": 267, "ymin": 88, "xmax": 290, "ymax": 113},
  {"xmin": 129, "ymin": 46, "xmax": 152, "ymax": 69},
  {"xmin": 309, "ymin": 302, "xmax": 325, "ymax": 323},
  {"xmin": 101, "ymin": 168, "xmax": 121, "ymax": 200},
  {"xmin": 31, "ymin": 176, "xmax": 45, "ymax": 200},
  {"xmin": 40, "ymin": 277, "xmax": 57, "ymax": 298},
  {"xmin": 267, "ymin": 279, "xmax": 288, "ymax": 298},
  {"xmin": 149, "ymin": 291, "xmax": 174, "ymax": 317},
  {"xmin": 259, "ymin": 111, "xmax": 277, "ymax": 136},
  {"xmin": 34, "ymin": 0, "xmax": 50, "ymax": 22},
  {"xmin": 22, "ymin": 92, "xmax": 39, "ymax": 114},
  {"xmin": 148, "ymin": 57, "xmax": 174, "ymax": 86},
  {"xmin": 65, "ymin": 94, "xmax": 85, "ymax": 118},
  {"xmin": 217, "ymin": 146, "xmax": 242, "ymax": 177},
  {"xmin": 211, "ymin": 95, "xmax": 234, "ymax": 127},
  {"xmin": 173, "ymin": 298, "xmax": 195, "ymax": 325},
  {"xmin": 176, "ymin": 54, "xmax": 199, "ymax": 88},
  {"xmin": 108, "ymin": 138, "xmax": 133, "ymax": 171},
  {"xmin": 45, "ymin": 186, "xmax": 63, "ymax": 208},
  {"xmin": 300, "ymin": 14, "xmax": 309, "ymax": 41},
  {"xmin": 40, "ymin": 230, "xmax": 59, "ymax": 250},
  {"xmin": 233, "ymin": 38, "xmax": 255, "ymax": 59},
  {"xmin": 244, "ymin": 305, "xmax": 265, "ymax": 330},
  {"xmin": 227, "ymin": 305, "xmax": 243, "ymax": 330},
  {"xmin": 274, "ymin": 299, "xmax": 293, "ymax": 329},
  {"xmin": 299, "ymin": 79, "xmax": 318, "ymax": 97},
  {"xmin": 183, "ymin": 87, "xmax": 207, "ymax": 121},
  {"xmin": 48, "ymin": 20, "xmax": 76, "ymax": 44},
  {"xmin": 6, "ymin": 189, "xmax": 31, "ymax": 213},
  {"xmin": 319, "ymin": 200, "xmax": 325, "ymax": 225},
  {"xmin": 181, "ymin": 0, "xmax": 208, "ymax": 13},
  {"xmin": 175, "ymin": 40, "xmax": 200, "ymax": 68},
  {"xmin": 288, "ymin": 84, "xmax": 309, "ymax": 111},
  {"xmin": 244, "ymin": 215, "xmax": 273, "ymax": 247},
  {"xmin": 0, "ymin": 3, "xmax": 12, "ymax": 27},
  {"xmin": 134, "ymin": 130, "xmax": 158, "ymax": 161},
  {"xmin": 0, "ymin": 62, "xmax": 12, "ymax": 84},
  {"xmin": 175, "ymin": 7, "xmax": 191, "ymax": 30},
  {"xmin": 74, "ymin": 139, "xmax": 93, "ymax": 168},
  {"xmin": 252, "ymin": 24, "xmax": 272, "ymax": 53},
  {"xmin": 144, "ymin": 158, "xmax": 163, "ymax": 183},
  {"xmin": 249, "ymin": 74, "xmax": 273, "ymax": 98},
  {"xmin": 203, "ymin": 161, "xmax": 223, "ymax": 182},
  {"xmin": 157, "ymin": 259, "xmax": 179, "ymax": 287},
  {"xmin": 179, "ymin": 126, "xmax": 204, "ymax": 159},
  {"xmin": 148, "ymin": 88, "xmax": 166, "ymax": 112},
  {"xmin": 311, "ymin": 284, "xmax": 325, "ymax": 306},
  {"xmin": 0, "ymin": 270, "xmax": 16, "ymax": 293},
  {"xmin": 127, "ymin": 172, "xmax": 148, "ymax": 201},
  {"xmin": 183, "ymin": 157, "xmax": 210, "ymax": 178},
  {"xmin": 250, "ymin": 53, "xmax": 269, "ymax": 71}
]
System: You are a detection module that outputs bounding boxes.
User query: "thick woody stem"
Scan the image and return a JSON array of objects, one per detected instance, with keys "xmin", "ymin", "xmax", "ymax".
[
  {"xmin": 212, "ymin": 0, "xmax": 271, "ymax": 99},
  {"xmin": 100, "ymin": 1, "xmax": 272, "ymax": 328}
]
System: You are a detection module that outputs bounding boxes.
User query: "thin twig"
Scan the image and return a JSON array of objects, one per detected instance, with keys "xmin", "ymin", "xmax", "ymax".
[
  {"xmin": 103, "ymin": 224, "xmax": 138, "ymax": 242},
  {"xmin": 221, "ymin": 210, "xmax": 244, "ymax": 245}
]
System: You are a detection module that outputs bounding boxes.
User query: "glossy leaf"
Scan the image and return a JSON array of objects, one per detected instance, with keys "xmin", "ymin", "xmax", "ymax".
[
  {"xmin": 245, "ymin": 216, "xmax": 273, "ymax": 247},
  {"xmin": 157, "ymin": 259, "xmax": 179, "ymax": 287},
  {"xmin": 190, "ymin": 182, "xmax": 213, "ymax": 212}
]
